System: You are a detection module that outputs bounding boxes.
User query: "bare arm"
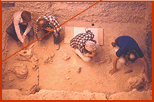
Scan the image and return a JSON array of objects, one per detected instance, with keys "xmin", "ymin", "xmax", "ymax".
[
  {"xmin": 140, "ymin": 57, "xmax": 150, "ymax": 82},
  {"xmin": 14, "ymin": 18, "xmax": 23, "ymax": 43},
  {"xmin": 109, "ymin": 55, "xmax": 119, "ymax": 75},
  {"xmin": 84, "ymin": 51, "xmax": 96, "ymax": 57},
  {"xmin": 44, "ymin": 27, "xmax": 53, "ymax": 32},
  {"xmin": 23, "ymin": 21, "xmax": 32, "ymax": 36}
]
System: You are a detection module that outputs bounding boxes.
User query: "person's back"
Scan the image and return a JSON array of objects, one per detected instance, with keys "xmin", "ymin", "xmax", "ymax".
[
  {"xmin": 115, "ymin": 36, "xmax": 138, "ymax": 49},
  {"xmin": 115, "ymin": 36, "xmax": 143, "ymax": 58},
  {"xmin": 110, "ymin": 35, "xmax": 150, "ymax": 83}
]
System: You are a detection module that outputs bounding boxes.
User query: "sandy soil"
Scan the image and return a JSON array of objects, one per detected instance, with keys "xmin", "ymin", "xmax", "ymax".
[{"xmin": 2, "ymin": 2, "xmax": 152, "ymax": 97}]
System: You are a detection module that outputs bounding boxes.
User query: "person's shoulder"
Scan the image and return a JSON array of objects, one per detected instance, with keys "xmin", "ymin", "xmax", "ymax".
[
  {"xmin": 13, "ymin": 11, "xmax": 23, "ymax": 22},
  {"xmin": 13, "ymin": 11, "xmax": 22, "ymax": 17}
]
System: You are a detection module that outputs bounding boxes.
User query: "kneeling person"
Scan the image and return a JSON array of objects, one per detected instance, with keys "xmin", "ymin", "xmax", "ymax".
[
  {"xmin": 36, "ymin": 14, "xmax": 62, "ymax": 44},
  {"xmin": 70, "ymin": 30, "xmax": 98, "ymax": 62},
  {"xmin": 6, "ymin": 11, "xmax": 34, "ymax": 47},
  {"xmin": 110, "ymin": 36, "xmax": 150, "ymax": 83}
]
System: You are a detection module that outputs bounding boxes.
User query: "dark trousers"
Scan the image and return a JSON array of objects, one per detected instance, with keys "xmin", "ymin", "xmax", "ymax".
[
  {"xmin": 6, "ymin": 22, "xmax": 34, "ymax": 42},
  {"xmin": 36, "ymin": 29, "xmax": 60, "ymax": 44}
]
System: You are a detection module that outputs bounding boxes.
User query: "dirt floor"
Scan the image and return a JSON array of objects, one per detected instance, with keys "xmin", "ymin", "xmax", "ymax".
[{"xmin": 2, "ymin": 2, "xmax": 152, "ymax": 98}]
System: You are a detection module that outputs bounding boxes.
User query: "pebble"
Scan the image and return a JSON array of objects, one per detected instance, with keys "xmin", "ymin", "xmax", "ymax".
[
  {"xmin": 77, "ymin": 67, "xmax": 82, "ymax": 74},
  {"xmin": 65, "ymin": 75, "xmax": 70, "ymax": 80},
  {"xmin": 63, "ymin": 53, "xmax": 70, "ymax": 61}
]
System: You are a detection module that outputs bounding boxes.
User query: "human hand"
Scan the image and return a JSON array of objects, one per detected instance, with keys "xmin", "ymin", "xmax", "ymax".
[
  {"xmin": 91, "ymin": 51, "xmax": 96, "ymax": 57},
  {"xmin": 22, "ymin": 35, "xmax": 26, "ymax": 42},
  {"xmin": 22, "ymin": 42, "xmax": 27, "ymax": 48},
  {"xmin": 84, "ymin": 51, "xmax": 96, "ymax": 57},
  {"xmin": 45, "ymin": 27, "xmax": 52, "ymax": 31}
]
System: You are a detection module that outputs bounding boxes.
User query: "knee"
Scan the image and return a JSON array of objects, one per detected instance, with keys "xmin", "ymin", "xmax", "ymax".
[
  {"xmin": 118, "ymin": 57, "xmax": 126, "ymax": 64},
  {"xmin": 28, "ymin": 28, "xmax": 34, "ymax": 37},
  {"xmin": 6, "ymin": 26, "xmax": 13, "ymax": 34},
  {"xmin": 6, "ymin": 23, "xmax": 14, "ymax": 34},
  {"xmin": 74, "ymin": 49, "xmax": 91, "ymax": 62}
]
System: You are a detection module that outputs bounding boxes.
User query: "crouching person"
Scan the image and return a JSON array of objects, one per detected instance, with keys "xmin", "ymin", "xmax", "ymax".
[
  {"xmin": 6, "ymin": 11, "xmax": 34, "ymax": 47},
  {"xmin": 35, "ymin": 14, "xmax": 62, "ymax": 44},
  {"xmin": 70, "ymin": 30, "xmax": 98, "ymax": 62},
  {"xmin": 110, "ymin": 36, "xmax": 150, "ymax": 83}
]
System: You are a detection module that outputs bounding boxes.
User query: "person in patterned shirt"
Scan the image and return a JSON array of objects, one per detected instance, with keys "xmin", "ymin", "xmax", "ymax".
[
  {"xmin": 36, "ymin": 14, "xmax": 62, "ymax": 44},
  {"xmin": 70, "ymin": 30, "xmax": 98, "ymax": 62}
]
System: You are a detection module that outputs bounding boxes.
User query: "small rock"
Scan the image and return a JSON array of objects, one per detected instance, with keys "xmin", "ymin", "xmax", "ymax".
[
  {"xmin": 43, "ymin": 54, "xmax": 53, "ymax": 64},
  {"xmin": 30, "ymin": 84, "xmax": 40, "ymax": 94},
  {"xmin": 30, "ymin": 54, "xmax": 39, "ymax": 65},
  {"xmin": 15, "ymin": 49, "xmax": 33, "ymax": 61},
  {"xmin": 32, "ymin": 65, "xmax": 39, "ymax": 71},
  {"xmin": 127, "ymin": 76, "xmax": 144, "ymax": 89},
  {"xmin": 68, "ymin": 69, "xmax": 71, "ymax": 73},
  {"xmin": 13, "ymin": 64, "xmax": 28, "ymax": 79},
  {"xmin": 65, "ymin": 75, "xmax": 70, "ymax": 80},
  {"xmin": 132, "ymin": 88, "xmax": 137, "ymax": 91},
  {"xmin": 77, "ymin": 67, "xmax": 82, "ymax": 74},
  {"xmin": 63, "ymin": 53, "xmax": 70, "ymax": 61}
]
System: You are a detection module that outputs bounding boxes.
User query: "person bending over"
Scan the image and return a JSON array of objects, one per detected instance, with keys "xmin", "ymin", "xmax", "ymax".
[
  {"xmin": 110, "ymin": 36, "xmax": 150, "ymax": 83},
  {"xmin": 6, "ymin": 11, "xmax": 34, "ymax": 47},
  {"xmin": 70, "ymin": 30, "xmax": 98, "ymax": 62}
]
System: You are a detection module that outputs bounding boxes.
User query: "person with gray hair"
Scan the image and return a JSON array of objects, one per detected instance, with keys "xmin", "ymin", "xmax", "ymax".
[{"xmin": 70, "ymin": 30, "xmax": 98, "ymax": 62}]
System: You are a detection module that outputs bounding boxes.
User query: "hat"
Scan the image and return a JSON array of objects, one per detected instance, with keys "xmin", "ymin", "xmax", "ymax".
[{"xmin": 85, "ymin": 41, "xmax": 96, "ymax": 52}]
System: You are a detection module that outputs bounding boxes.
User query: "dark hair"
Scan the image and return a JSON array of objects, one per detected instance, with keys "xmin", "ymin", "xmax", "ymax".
[
  {"xmin": 127, "ymin": 50, "xmax": 138, "ymax": 63},
  {"xmin": 21, "ymin": 11, "xmax": 31, "ymax": 22},
  {"xmin": 37, "ymin": 18, "xmax": 49, "ymax": 29}
]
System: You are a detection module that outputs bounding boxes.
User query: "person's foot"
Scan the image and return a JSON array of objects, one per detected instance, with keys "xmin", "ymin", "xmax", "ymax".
[
  {"xmin": 109, "ymin": 68, "xmax": 119, "ymax": 75},
  {"xmin": 124, "ymin": 69, "xmax": 133, "ymax": 74}
]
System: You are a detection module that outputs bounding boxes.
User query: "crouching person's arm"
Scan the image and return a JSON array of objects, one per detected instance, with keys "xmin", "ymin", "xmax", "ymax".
[
  {"xmin": 74, "ymin": 49, "xmax": 91, "ymax": 62},
  {"xmin": 84, "ymin": 51, "xmax": 96, "ymax": 57}
]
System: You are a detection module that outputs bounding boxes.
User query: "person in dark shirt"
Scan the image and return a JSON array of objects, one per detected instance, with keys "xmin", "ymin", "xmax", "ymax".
[{"xmin": 109, "ymin": 36, "xmax": 150, "ymax": 83}]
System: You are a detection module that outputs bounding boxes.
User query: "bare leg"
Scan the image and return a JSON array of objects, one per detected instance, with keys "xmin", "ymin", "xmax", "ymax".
[{"xmin": 113, "ymin": 46, "xmax": 126, "ymax": 64}]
